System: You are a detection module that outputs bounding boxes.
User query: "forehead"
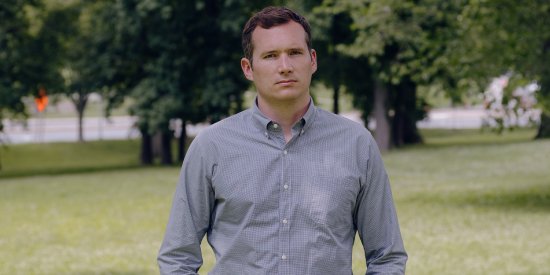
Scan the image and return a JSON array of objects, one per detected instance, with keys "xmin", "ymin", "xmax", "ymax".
[{"xmin": 251, "ymin": 21, "xmax": 308, "ymax": 54}]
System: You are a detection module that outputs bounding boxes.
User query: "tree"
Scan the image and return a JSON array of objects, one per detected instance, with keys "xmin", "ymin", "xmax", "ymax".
[
  {"xmin": 458, "ymin": 0, "xmax": 550, "ymax": 138},
  {"xmin": 0, "ymin": 0, "xmax": 61, "ymax": 134},
  {"xmin": 0, "ymin": 0, "xmax": 32, "ymax": 132},
  {"xmin": 1, "ymin": 0, "xmax": 65, "ymax": 168},
  {"xmin": 310, "ymin": 9, "xmax": 356, "ymax": 114},
  {"xmin": 28, "ymin": 1, "xmax": 112, "ymax": 143},
  {"xmin": 37, "ymin": 3, "xmax": 91, "ymax": 141},
  {"xmin": 316, "ymin": 0, "xmax": 465, "ymax": 151},
  {"xmin": 99, "ymin": 0, "xmax": 270, "ymax": 164}
]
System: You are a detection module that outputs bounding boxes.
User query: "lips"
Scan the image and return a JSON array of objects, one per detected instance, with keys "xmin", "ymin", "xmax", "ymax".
[{"xmin": 276, "ymin": 79, "xmax": 297, "ymax": 85}]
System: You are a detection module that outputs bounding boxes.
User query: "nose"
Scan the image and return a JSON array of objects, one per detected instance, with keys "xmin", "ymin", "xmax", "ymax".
[{"xmin": 278, "ymin": 54, "xmax": 293, "ymax": 74}]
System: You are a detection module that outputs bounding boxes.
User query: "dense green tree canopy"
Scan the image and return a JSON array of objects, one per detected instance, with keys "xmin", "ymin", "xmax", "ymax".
[
  {"xmin": 312, "ymin": 0, "xmax": 467, "ymax": 150},
  {"xmin": 3, "ymin": 0, "xmax": 550, "ymax": 151},
  {"xmin": 92, "ymin": 0, "xmax": 272, "ymax": 163},
  {"xmin": 0, "ymin": 0, "xmax": 61, "ymax": 132}
]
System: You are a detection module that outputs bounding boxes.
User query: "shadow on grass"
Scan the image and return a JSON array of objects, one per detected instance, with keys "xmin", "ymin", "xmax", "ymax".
[
  {"xmin": 416, "ymin": 128, "xmax": 540, "ymax": 149},
  {"xmin": 74, "ymin": 270, "xmax": 151, "ymax": 275},
  {"xmin": 463, "ymin": 186, "xmax": 550, "ymax": 211},
  {"xmin": 0, "ymin": 164, "xmax": 178, "ymax": 179},
  {"xmin": 405, "ymin": 184, "xmax": 550, "ymax": 212}
]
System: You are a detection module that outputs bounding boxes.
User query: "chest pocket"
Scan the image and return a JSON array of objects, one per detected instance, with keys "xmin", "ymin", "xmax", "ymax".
[{"xmin": 303, "ymin": 164, "xmax": 360, "ymax": 230}]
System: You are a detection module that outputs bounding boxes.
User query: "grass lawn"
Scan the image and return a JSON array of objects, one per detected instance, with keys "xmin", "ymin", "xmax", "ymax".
[
  {"xmin": 0, "ymin": 139, "xmax": 142, "ymax": 178},
  {"xmin": 1, "ymin": 128, "xmax": 549, "ymax": 274}
]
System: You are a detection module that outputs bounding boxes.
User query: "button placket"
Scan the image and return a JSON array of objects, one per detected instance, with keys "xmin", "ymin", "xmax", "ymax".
[{"xmin": 279, "ymin": 145, "xmax": 291, "ymax": 271}]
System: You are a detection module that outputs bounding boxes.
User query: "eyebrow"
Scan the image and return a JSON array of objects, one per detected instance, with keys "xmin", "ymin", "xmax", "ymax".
[
  {"xmin": 260, "ymin": 47, "xmax": 305, "ymax": 56},
  {"xmin": 262, "ymin": 50, "xmax": 279, "ymax": 56},
  {"xmin": 288, "ymin": 47, "xmax": 305, "ymax": 52}
]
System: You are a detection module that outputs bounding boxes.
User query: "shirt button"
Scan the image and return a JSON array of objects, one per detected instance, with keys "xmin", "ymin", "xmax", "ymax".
[
  {"xmin": 273, "ymin": 123, "xmax": 279, "ymax": 129},
  {"xmin": 283, "ymin": 184, "xmax": 289, "ymax": 190},
  {"xmin": 301, "ymin": 129, "xmax": 305, "ymax": 135},
  {"xmin": 282, "ymin": 219, "xmax": 288, "ymax": 224},
  {"xmin": 281, "ymin": 255, "xmax": 287, "ymax": 260},
  {"xmin": 283, "ymin": 150, "xmax": 287, "ymax": 155}
]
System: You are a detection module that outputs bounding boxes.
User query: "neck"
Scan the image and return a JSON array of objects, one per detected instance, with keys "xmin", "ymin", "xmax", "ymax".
[{"xmin": 257, "ymin": 96, "xmax": 310, "ymax": 142}]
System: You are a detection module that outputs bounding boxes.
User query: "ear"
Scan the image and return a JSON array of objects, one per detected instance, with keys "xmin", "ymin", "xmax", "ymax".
[
  {"xmin": 241, "ymin": 58, "xmax": 254, "ymax": 81},
  {"xmin": 310, "ymin": 49, "xmax": 317, "ymax": 74}
]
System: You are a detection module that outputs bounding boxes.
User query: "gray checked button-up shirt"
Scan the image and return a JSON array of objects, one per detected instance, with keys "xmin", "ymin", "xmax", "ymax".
[{"xmin": 158, "ymin": 100, "xmax": 407, "ymax": 274}]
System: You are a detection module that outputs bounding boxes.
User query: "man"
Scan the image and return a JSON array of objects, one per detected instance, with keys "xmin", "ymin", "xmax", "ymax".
[{"xmin": 158, "ymin": 6, "xmax": 407, "ymax": 274}]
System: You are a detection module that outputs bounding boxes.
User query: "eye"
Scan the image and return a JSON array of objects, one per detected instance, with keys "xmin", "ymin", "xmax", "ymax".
[
  {"xmin": 289, "ymin": 50, "xmax": 303, "ymax": 56},
  {"xmin": 263, "ymin": 53, "xmax": 277, "ymax": 59}
]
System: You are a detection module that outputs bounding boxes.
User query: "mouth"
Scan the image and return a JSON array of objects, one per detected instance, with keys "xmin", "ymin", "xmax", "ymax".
[{"xmin": 276, "ymin": 79, "xmax": 297, "ymax": 85}]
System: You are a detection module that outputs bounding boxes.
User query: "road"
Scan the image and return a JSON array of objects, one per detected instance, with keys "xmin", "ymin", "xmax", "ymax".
[{"xmin": 1, "ymin": 107, "xmax": 486, "ymax": 144}]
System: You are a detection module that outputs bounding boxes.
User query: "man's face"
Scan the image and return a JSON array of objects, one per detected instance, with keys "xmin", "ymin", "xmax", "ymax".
[{"xmin": 241, "ymin": 21, "xmax": 317, "ymax": 106}]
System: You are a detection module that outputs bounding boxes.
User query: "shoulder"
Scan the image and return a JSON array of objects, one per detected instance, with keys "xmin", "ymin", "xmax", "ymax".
[
  {"xmin": 191, "ymin": 108, "xmax": 252, "ymax": 147},
  {"xmin": 198, "ymin": 109, "xmax": 251, "ymax": 136},
  {"xmin": 312, "ymin": 108, "xmax": 379, "ymax": 159},
  {"xmin": 314, "ymin": 108, "xmax": 373, "ymax": 138}
]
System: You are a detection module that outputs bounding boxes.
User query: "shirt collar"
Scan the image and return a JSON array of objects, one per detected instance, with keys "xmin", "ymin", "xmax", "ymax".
[
  {"xmin": 251, "ymin": 97, "xmax": 317, "ymax": 135},
  {"xmin": 300, "ymin": 98, "xmax": 316, "ymax": 135}
]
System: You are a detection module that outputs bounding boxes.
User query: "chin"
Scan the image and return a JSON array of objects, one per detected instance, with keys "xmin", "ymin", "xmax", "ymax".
[
  {"xmin": 258, "ymin": 88, "xmax": 308, "ymax": 103},
  {"xmin": 275, "ymin": 93, "xmax": 309, "ymax": 102}
]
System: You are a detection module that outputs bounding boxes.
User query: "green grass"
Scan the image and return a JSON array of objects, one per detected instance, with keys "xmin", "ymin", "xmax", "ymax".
[
  {"xmin": 0, "ymin": 168, "xmax": 177, "ymax": 275},
  {"xmin": 1, "ymin": 129, "xmax": 549, "ymax": 274},
  {"xmin": 0, "ymin": 139, "xmax": 142, "ymax": 178},
  {"xmin": 386, "ymin": 128, "xmax": 550, "ymax": 274}
]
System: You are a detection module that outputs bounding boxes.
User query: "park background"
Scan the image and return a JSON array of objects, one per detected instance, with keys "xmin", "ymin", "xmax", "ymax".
[{"xmin": 1, "ymin": 0, "xmax": 550, "ymax": 274}]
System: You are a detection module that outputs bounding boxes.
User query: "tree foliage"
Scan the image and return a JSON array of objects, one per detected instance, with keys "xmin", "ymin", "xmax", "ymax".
[
  {"xmin": 314, "ymin": 0, "xmax": 465, "ymax": 150},
  {"xmin": 4, "ymin": 0, "xmax": 550, "ymax": 158},
  {"xmin": 0, "ymin": 0, "xmax": 60, "ymax": 131},
  {"xmin": 459, "ymin": 0, "xmax": 550, "ymax": 137},
  {"xmin": 310, "ymin": 8, "xmax": 356, "ymax": 114},
  {"xmin": 94, "ymin": 0, "xmax": 271, "ymax": 164}
]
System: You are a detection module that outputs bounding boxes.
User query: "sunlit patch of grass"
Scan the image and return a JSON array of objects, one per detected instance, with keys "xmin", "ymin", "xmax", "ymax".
[
  {"xmin": 384, "ymin": 129, "xmax": 550, "ymax": 275},
  {"xmin": 0, "ymin": 168, "xmax": 178, "ymax": 275}
]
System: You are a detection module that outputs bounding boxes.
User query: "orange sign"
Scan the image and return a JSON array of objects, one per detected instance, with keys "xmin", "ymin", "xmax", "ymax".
[{"xmin": 35, "ymin": 87, "xmax": 49, "ymax": 112}]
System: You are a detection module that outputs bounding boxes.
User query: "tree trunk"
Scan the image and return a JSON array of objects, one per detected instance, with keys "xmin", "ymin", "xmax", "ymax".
[
  {"xmin": 332, "ymin": 81, "xmax": 340, "ymax": 114},
  {"xmin": 391, "ymin": 80, "xmax": 422, "ymax": 146},
  {"xmin": 373, "ymin": 79, "xmax": 391, "ymax": 152},
  {"xmin": 160, "ymin": 131, "xmax": 173, "ymax": 165},
  {"xmin": 140, "ymin": 130, "xmax": 153, "ymax": 165},
  {"xmin": 536, "ymin": 39, "xmax": 550, "ymax": 139},
  {"xmin": 71, "ymin": 92, "xmax": 88, "ymax": 142},
  {"xmin": 152, "ymin": 132, "xmax": 162, "ymax": 159},
  {"xmin": 332, "ymin": 52, "xmax": 340, "ymax": 114},
  {"xmin": 535, "ymin": 112, "xmax": 550, "ymax": 139},
  {"xmin": 178, "ymin": 121, "xmax": 187, "ymax": 162},
  {"xmin": 77, "ymin": 107, "xmax": 85, "ymax": 142}
]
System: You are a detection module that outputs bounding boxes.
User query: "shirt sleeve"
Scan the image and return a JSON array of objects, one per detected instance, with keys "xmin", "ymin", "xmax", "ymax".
[
  {"xmin": 158, "ymin": 135, "xmax": 215, "ymax": 275},
  {"xmin": 355, "ymin": 134, "xmax": 408, "ymax": 275}
]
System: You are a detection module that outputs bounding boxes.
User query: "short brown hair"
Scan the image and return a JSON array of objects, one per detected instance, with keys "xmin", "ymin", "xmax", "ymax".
[{"xmin": 242, "ymin": 6, "xmax": 312, "ymax": 63}]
